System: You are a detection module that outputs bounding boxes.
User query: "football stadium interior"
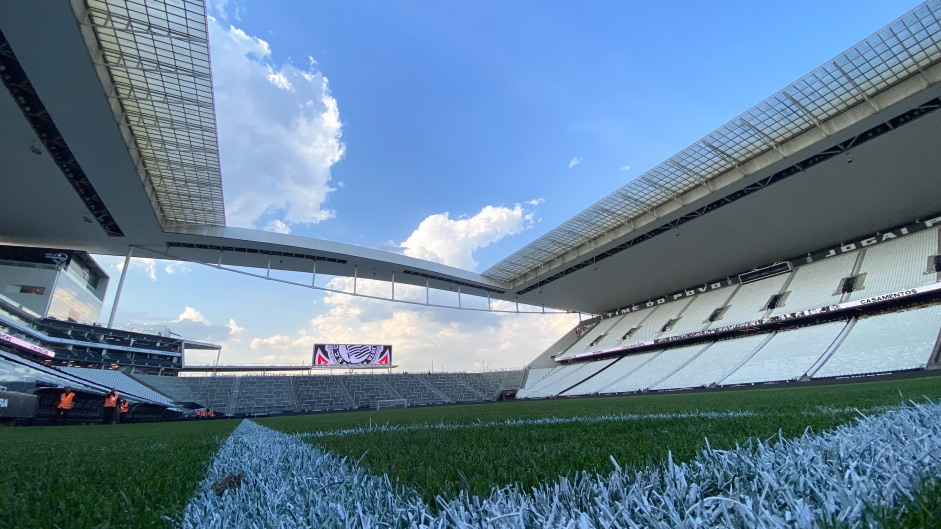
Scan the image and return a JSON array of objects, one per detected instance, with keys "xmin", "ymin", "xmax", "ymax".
[{"xmin": 2, "ymin": 0, "xmax": 941, "ymax": 526}]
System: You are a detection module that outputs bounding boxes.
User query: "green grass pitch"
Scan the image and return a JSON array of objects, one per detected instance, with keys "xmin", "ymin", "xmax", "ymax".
[{"xmin": 2, "ymin": 376, "xmax": 941, "ymax": 528}]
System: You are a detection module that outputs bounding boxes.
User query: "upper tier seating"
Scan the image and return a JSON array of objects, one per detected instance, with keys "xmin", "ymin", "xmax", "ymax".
[
  {"xmin": 850, "ymin": 228, "xmax": 939, "ymax": 301},
  {"xmin": 652, "ymin": 334, "xmax": 767, "ymax": 391},
  {"xmin": 769, "ymin": 253, "xmax": 856, "ymax": 316},
  {"xmin": 813, "ymin": 305, "xmax": 941, "ymax": 378},
  {"xmin": 588, "ymin": 306, "xmax": 657, "ymax": 350},
  {"xmin": 622, "ymin": 299, "xmax": 695, "ymax": 346},
  {"xmin": 720, "ymin": 321, "xmax": 848, "ymax": 385},
  {"xmin": 658, "ymin": 288, "xmax": 731, "ymax": 338},
  {"xmin": 711, "ymin": 274, "xmax": 790, "ymax": 327}
]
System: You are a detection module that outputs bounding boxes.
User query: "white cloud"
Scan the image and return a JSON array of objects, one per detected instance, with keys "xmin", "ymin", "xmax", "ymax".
[
  {"xmin": 172, "ymin": 306, "xmax": 210, "ymax": 325},
  {"xmin": 208, "ymin": 16, "xmax": 345, "ymax": 230},
  {"xmin": 568, "ymin": 156, "xmax": 582, "ymax": 169},
  {"xmin": 620, "ymin": 165, "xmax": 631, "ymax": 171},
  {"xmin": 227, "ymin": 318, "xmax": 246, "ymax": 338},
  {"xmin": 394, "ymin": 204, "xmax": 537, "ymax": 270},
  {"xmin": 263, "ymin": 219, "xmax": 292, "ymax": 234},
  {"xmin": 525, "ymin": 197, "xmax": 545, "ymax": 206},
  {"xmin": 164, "ymin": 261, "xmax": 191, "ymax": 275},
  {"xmin": 265, "ymin": 69, "xmax": 293, "ymax": 91},
  {"xmin": 114, "ymin": 257, "xmax": 157, "ymax": 282},
  {"xmin": 247, "ymin": 286, "xmax": 579, "ymax": 371}
]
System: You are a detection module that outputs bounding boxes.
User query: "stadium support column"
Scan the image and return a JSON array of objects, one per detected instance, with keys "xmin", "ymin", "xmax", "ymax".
[
  {"xmin": 353, "ymin": 265, "xmax": 358, "ymax": 294},
  {"xmin": 391, "ymin": 271, "xmax": 395, "ymax": 300},
  {"xmin": 107, "ymin": 247, "xmax": 133, "ymax": 328},
  {"xmin": 311, "ymin": 260, "xmax": 317, "ymax": 287}
]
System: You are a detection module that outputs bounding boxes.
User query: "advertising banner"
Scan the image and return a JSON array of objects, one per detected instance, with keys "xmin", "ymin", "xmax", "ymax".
[
  {"xmin": 0, "ymin": 331, "xmax": 55, "ymax": 357},
  {"xmin": 313, "ymin": 344, "xmax": 391, "ymax": 366}
]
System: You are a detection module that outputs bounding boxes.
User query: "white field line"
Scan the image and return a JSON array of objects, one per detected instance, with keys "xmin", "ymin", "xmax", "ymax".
[
  {"xmin": 182, "ymin": 402, "xmax": 941, "ymax": 528},
  {"xmin": 300, "ymin": 410, "xmax": 760, "ymax": 439}
]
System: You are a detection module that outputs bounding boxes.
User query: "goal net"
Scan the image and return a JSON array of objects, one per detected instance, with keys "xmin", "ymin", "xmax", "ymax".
[{"xmin": 375, "ymin": 399, "xmax": 407, "ymax": 411}]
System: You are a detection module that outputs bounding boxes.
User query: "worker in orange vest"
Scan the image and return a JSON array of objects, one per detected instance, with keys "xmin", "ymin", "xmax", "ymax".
[
  {"xmin": 103, "ymin": 389, "xmax": 119, "ymax": 425},
  {"xmin": 56, "ymin": 386, "xmax": 75, "ymax": 425},
  {"xmin": 119, "ymin": 399, "xmax": 129, "ymax": 423}
]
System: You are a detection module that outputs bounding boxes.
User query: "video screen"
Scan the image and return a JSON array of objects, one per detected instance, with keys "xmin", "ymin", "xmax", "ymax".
[{"xmin": 313, "ymin": 344, "xmax": 391, "ymax": 366}]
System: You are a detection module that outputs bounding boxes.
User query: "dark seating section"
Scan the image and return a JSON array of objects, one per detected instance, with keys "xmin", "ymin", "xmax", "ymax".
[{"xmin": 131, "ymin": 370, "xmax": 526, "ymax": 415}]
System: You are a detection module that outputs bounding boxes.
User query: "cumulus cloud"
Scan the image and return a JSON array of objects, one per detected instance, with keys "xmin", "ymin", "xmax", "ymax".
[
  {"xmin": 525, "ymin": 198, "xmax": 545, "ymax": 206},
  {"xmin": 227, "ymin": 319, "xmax": 246, "ymax": 338},
  {"xmin": 568, "ymin": 157, "xmax": 582, "ymax": 169},
  {"xmin": 620, "ymin": 165, "xmax": 631, "ymax": 171},
  {"xmin": 247, "ymin": 282, "xmax": 579, "ymax": 371},
  {"xmin": 172, "ymin": 306, "xmax": 210, "ymax": 325},
  {"xmin": 393, "ymin": 204, "xmax": 537, "ymax": 270},
  {"xmin": 208, "ymin": 13, "xmax": 345, "ymax": 230},
  {"xmin": 264, "ymin": 219, "xmax": 292, "ymax": 234}
]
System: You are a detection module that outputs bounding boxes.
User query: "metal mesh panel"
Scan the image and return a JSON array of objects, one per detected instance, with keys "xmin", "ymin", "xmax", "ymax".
[
  {"xmin": 483, "ymin": 1, "xmax": 941, "ymax": 283},
  {"xmin": 79, "ymin": 0, "xmax": 225, "ymax": 226}
]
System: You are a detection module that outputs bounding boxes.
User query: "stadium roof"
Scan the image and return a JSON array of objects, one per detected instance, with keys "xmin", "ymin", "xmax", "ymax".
[
  {"xmin": 0, "ymin": 0, "xmax": 940, "ymax": 315},
  {"xmin": 483, "ymin": 1, "xmax": 941, "ymax": 285},
  {"xmin": 79, "ymin": 0, "xmax": 225, "ymax": 227}
]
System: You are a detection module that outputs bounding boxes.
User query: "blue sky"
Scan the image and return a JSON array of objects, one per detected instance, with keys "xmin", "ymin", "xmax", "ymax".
[{"xmin": 93, "ymin": 0, "xmax": 918, "ymax": 371}]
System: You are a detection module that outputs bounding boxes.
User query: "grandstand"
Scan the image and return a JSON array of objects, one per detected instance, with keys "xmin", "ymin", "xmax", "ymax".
[{"xmin": 519, "ymin": 220, "xmax": 941, "ymax": 398}]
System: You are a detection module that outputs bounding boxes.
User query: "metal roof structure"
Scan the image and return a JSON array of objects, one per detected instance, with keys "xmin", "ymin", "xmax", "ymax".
[
  {"xmin": 482, "ymin": 0, "xmax": 941, "ymax": 284},
  {"xmin": 74, "ymin": 0, "xmax": 225, "ymax": 227}
]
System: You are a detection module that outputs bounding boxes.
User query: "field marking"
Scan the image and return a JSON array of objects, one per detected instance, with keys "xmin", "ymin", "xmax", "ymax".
[
  {"xmin": 183, "ymin": 402, "xmax": 941, "ymax": 528},
  {"xmin": 299, "ymin": 410, "xmax": 760, "ymax": 439}
]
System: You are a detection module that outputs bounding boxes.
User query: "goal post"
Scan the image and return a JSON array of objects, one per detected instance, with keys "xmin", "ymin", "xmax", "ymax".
[{"xmin": 375, "ymin": 399, "xmax": 407, "ymax": 411}]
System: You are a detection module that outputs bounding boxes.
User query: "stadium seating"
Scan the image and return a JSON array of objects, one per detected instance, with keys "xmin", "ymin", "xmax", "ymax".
[
  {"xmin": 229, "ymin": 376, "xmax": 295, "ymax": 415},
  {"xmin": 563, "ymin": 350, "xmax": 663, "ymax": 396},
  {"xmin": 624, "ymin": 300, "xmax": 695, "ymax": 345},
  {"xmin": 588, "ymin": 308, "xmax": 654, "ymax": 350},
  {"xmin": 719, "ymin": 321, "xmax": 848, "ymax": 385},
  {"xmin": 521, "ymin": 367, "xmax": 554, "ymax": 390},
  {"xmin": 711, "ymin": 274, "xmax": 790, "ymax": 327},
  {"xmin": 519, "ymin": 359, "xmax": 616, "ymax": 399},
  {"xmin": 601, "ymin": 343, "xmax": 710, "ymax": 394},
  {"xmin": 572, "ymin": 317, "xmax": 624, "ymax": 352},
  {"xmin": 340, "ymin": 375, "xmax": 405, "ymax": 408},
  {"xmin": 658, "ymin": 288, "xmax": 731, "ymax": 338},
  {"xmin": 849, "ymin": 228, "xmax": 939, "ymax": 301},
  {"xmin": 652, "ymin": 334, "xmax": 768, "ymax": 391},
  {"xmin": 769, "ymin": 253, "xmax": 856, "ymax": 316},
  {"xmin": 60, "ymin": 367, "xmax": 173, "ymax": 405},
  {"xmin": 812, "ymin": 305, "xmax": 941, "ymax": 378},
  {"xmin": 425, "ymin": 372, "xmax": 487, "ymax": 402},
  {"xmin": 292, "ymin": 376, "xmax": 354, "ymax": 411},
  {"xmin": 384, "ymin": 374, "xmax": 448, "ymax": 406}
]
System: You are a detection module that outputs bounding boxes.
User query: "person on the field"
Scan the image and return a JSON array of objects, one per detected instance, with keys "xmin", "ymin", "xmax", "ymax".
[
  {"xmin": 119, "ymin": 399, "xmax": 129, "ymax": 423},
  {"xmin": 55, "ymin": 386, "xmax": 74, "ymax": 425},
  {"xmin": 103, "ymin": 389, "xmax": 119, "ymax": 425}
]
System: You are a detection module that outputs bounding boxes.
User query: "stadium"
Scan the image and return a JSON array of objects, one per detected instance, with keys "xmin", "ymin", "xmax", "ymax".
[{"xmin": 1, "ymin": 0, "xmax": 941, "ymax": 527}]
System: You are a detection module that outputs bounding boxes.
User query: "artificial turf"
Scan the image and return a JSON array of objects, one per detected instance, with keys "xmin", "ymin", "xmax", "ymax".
[
  {"xmin": 3, "ymin": 376, "xmax": 941, "ymax": 528},
  {"xmin": 259, "ymin": 376, "xmax": 941, "ymax": 505},
  {"xmin": 0, "ymin": 419, "xmax": 238, "ymax": 529}
]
